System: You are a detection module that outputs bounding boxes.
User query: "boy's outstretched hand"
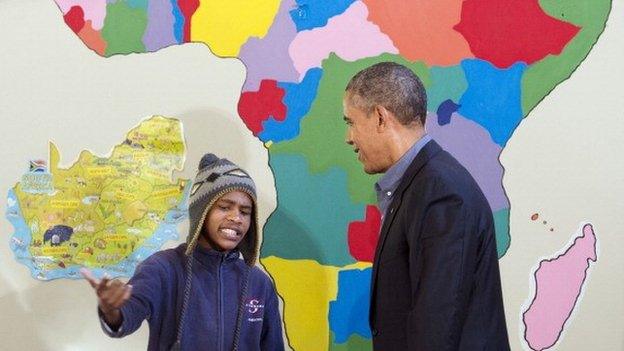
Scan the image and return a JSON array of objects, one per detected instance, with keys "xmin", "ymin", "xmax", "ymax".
[{"xmin": 80, "ymin": 267, "xmax": 132, "ymax": 329}]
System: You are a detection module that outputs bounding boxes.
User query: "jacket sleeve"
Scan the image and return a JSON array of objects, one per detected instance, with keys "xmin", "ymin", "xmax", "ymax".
[
  {"xmin": 261, "ymin": 284, "xmax": 285, "ymax": 351},
  {"xmin": 406, "ymin": 184, "xmax": 473, "ymax": 350},
  {"xmin": 100, "ymin": 255, "xmax": 166, "ymax": 338}
]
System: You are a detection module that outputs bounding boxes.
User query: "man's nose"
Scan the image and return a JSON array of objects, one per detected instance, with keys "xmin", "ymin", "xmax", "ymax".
[{"xmin": 345, "ymin": 130, "xmax": 353, "ymax": 145}]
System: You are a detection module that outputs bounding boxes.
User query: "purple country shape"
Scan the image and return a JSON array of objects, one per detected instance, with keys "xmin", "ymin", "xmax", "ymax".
[
  {"xmin": 142, "ymin": 0, "xmax": 178, "ymax": 52},
  {"xmin": 426, "ymin": 111, "xmax": 509, "ymax": 212},
  {"xmin": 238, "ymin": 0, "xmax": 300, "ymax": 91}
]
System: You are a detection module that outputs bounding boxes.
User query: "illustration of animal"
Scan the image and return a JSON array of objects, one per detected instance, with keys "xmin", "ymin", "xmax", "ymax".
[{"xmin": 43, "ymin": 225, "xmax": 74, "ymax": 246}]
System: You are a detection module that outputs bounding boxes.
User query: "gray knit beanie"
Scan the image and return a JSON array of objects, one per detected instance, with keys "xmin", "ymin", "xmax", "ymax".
[{"xmin": 185, "ymin": 153, "xmax": 258, "ymax": 266}]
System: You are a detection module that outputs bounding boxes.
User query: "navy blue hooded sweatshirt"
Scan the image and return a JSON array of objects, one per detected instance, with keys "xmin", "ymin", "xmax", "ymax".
[{"xmin": 99, "ymin": 243, "xmax": 284, "ymax": 351}]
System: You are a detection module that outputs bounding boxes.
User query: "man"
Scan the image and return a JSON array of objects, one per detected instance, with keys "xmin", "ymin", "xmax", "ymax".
[{"xmin": 343, "ymin": 62, "xmax": 510, "ymax": 350}]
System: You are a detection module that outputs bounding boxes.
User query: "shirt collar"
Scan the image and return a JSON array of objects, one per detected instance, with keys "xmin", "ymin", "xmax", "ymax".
[{"xmin": 375, "ymin": 134, "xmax": 432, "ymax": 196}]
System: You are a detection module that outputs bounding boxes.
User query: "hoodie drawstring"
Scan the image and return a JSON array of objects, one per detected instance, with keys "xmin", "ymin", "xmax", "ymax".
[{"xmin": 172, "ymin": 250, "xmax": 251, "ymax": 351}]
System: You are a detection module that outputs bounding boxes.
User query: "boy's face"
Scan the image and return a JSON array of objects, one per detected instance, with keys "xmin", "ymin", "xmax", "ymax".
[{"xmin": 201, "ymin": 190, "xmax": 253, "ymax": 252}]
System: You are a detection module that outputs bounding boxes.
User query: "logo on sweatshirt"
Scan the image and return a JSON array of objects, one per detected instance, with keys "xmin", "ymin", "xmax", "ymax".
[
  {"xmin": 245, "ymin": 298, "xmax": 265, "ymax": 322},
  {"xmin": 246, "ymin": 298, "xmax": 264, "ymax": 314}
]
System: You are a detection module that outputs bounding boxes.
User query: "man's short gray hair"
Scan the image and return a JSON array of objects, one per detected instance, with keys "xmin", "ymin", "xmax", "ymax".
[{"xmin": 345, "ymin": 62, "xmax": 427, "ymax": 126}]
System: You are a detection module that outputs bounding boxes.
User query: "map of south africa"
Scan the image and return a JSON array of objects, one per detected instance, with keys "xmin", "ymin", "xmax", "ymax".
[
  {"xmin": 6, "ymin": 0, "xmax": 611, "ymax": 350},
  {"xmin": 8, "ymin": 116, "xmax": 188, "ymax": 280}
]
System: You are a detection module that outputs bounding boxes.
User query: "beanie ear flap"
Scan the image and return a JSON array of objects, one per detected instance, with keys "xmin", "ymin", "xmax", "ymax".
[{"xmin": 238, "ymin": 205, "xmax": 258, "ymax": 266}]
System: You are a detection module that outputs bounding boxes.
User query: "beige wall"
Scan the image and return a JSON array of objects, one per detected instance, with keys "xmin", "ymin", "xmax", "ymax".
[
  {"xmin": 0, "ymin": 0, "xmax": 622, "ymax": 350},
  {"xmin": 500, "ymin": 1, "xmax": 624, "ymax": 349},
  {"xmin": 0, "ymin": 1, "xmax": 275, "ymax": 349}
]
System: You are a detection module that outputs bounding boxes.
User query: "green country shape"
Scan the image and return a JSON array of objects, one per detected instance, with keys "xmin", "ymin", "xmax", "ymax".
[
  {"xmin": 260, "ymin": 153, "xmax": 365, "ymax": 266},
  {"xmin": 427, "ymin": 65, "xmax": 468, "ymax": 112},
  {"xmin": 494, "ymin": 208, "xmax": 510, "ymax": 258},
  {"xmin": 102, "ymin": 1, "xmax": 148, "ymax": 56},
  {"xmin": 127, "ymin": 0, "xmax": 149, "ymax": 9},
  {"xmin": 521, "ymin": 0, "xmax": 611, "ymax": 114},
  {"xmin": 271, "ymin": 53, "xmax": 431, "ymax": 204},
  {"xmin": 329, "ymin": 332, "xmax": 372, "ymax": 351}
]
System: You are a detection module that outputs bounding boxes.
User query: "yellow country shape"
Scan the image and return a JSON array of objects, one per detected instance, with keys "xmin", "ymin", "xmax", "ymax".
[
  {"xmin": 191, "ymin": 0, "xmax": 280, "ymax": 57},
  {"xmin": 261, "ymin": 257, "xmax": 339, "ymax": 351}
]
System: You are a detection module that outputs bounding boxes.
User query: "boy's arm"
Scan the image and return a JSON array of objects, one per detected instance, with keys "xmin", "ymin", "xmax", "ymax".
[
  {"xmin": 260, "ymin": 286, "xmax": 285, "ymax": 351},
  {"xmin": 83, "ymin": 256, "xmax": 165, "ymax": 338},
  {"xmin": 81, "ymin": 268, "xmax": 131, "ymax": 334}
]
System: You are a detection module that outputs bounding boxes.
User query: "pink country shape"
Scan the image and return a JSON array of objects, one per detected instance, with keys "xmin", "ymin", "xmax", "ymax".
[
  {"xmin": 288, "ymin": 1, "xmax": 398, "ymax": 80},
  {"xmin": 54, "ymin": 0, "xmax": 107, "ymax": 30},
  {"xmin": 523, "ymin": 224, "xmax": 597, "ymax": 351}
]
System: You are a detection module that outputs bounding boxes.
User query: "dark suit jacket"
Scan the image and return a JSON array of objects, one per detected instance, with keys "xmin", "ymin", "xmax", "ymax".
[{"xmin": 370, "ymin": 140, "xmax": 510, "ymax": 351}]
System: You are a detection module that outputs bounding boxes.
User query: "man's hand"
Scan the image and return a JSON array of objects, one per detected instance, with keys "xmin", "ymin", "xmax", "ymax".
[{"xmin": 81, "ymin": 267, "xmax": 132, "ymax": 328}]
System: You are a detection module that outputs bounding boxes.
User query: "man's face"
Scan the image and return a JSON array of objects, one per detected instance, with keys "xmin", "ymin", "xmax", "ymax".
[
  {"xmin": 343, "ymin": 96, "xmax": 389, "ymax": 174},
  {"xmin": 202, "ymin": 190, "xmax": 253, "ymax": 252}
]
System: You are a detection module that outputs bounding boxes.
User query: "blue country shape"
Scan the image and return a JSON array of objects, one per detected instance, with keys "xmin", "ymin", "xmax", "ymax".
[
  {"xmin": 289, "ymin": 0, "xmax": 356, "ymax": 32},
  {"xmin": 436, "ymin": 99, "xmax": 460, "ymax": 126},
  {"xmin": 260, "ymin": 68, "xmax": 323, "ymax": 143},
  {"xmin": 170, "ymin": 0, "xmax": 184, "ymax": 43},
  {"xmin": 261, "ymin": 153, "xmax": 362, "ymax": 266},
  {"xmin": 458, "ymin": 59, "xmax": 526, "ymax": 146},
  {"xmin": 329, "ymin": 268, "xmax": 373, "ymax": 343}
]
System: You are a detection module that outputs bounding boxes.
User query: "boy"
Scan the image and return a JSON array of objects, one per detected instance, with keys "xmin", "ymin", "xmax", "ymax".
[{"xmin": 82, "ymin": 153, "xmax": 285, "ymax": 351}]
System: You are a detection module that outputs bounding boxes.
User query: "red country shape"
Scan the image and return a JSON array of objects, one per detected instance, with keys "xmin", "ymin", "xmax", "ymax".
[
  {"xmin": 178, "ymin": 0, "xmax": 199, "ymax": 42},
  {"xmin": 64, "ymin": 6, "xmax": 85, "ymax": 34},
  {"xmin": 237, "ymin": 80, "xmax": 287, "ymax": 135},
  {"xmin": 454, "ymin": 0, "xmax": 580, "ymax": 68},
  {"xmin": 348, "ymin": 205, "xmax": 381, "ymax": 263}
]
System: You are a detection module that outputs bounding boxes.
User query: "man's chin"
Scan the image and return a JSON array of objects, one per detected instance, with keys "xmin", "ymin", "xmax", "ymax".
[
  {"xmin": 363, "ymin": 168, "xmax": 377, "ymax": 175},
  {"xmin": 363, "ymin": 164, "xmax": 382, "ymax": 175}
]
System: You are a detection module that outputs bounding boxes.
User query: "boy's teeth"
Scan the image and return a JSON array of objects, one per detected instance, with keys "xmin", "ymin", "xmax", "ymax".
[{"xmin": 221, "ymin": 229, "xmax": 237, "ymax": 236}]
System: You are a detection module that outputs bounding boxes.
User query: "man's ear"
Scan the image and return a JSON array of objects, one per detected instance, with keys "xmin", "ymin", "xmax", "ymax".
[{"xmin": 374, "ymin": 105, "xmax": 390, "ymax": 132}]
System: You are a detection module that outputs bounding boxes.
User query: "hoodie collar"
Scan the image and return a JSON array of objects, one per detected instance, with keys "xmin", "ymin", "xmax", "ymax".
[{"xmin": 183, "ymin": 243, "xmax": 241, "ymax": 268}]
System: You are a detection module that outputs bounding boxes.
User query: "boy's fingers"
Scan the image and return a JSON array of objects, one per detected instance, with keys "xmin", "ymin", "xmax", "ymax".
[
  {"xmin": 80, "ymin": 268, "xmax": 99, "ymax": 289},
  {"xmin": 98, "ymin": 276, "xmax": 111, "ymax": 294},
  {"xmin": 112, "ymin": 285, "xmax": 133, "ymax": 309},
  {"xmin": 100, "ymin": 280, "xmax": 122, "ymax": 301},
  {"xmin": 120, "ymin": 285, "xmax": 132, "ymax": 301},
  {"xmin": 108, "ymin": 281, "xmax": 128, "ymax": 304},
  {"xmin": 81, "ymin": 269, "xmax": 131, "ymax": 310}
]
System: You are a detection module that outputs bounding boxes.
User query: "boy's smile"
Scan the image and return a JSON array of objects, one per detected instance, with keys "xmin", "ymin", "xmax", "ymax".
[{"xmin": 200, "ymin": 190, "xmax": 253, "ymax": 252}]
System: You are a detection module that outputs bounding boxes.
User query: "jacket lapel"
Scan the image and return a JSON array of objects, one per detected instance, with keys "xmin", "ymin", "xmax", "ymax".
[{"xmin": 369, "ymin": 140, "xmax": 443, "ymax": 324}]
